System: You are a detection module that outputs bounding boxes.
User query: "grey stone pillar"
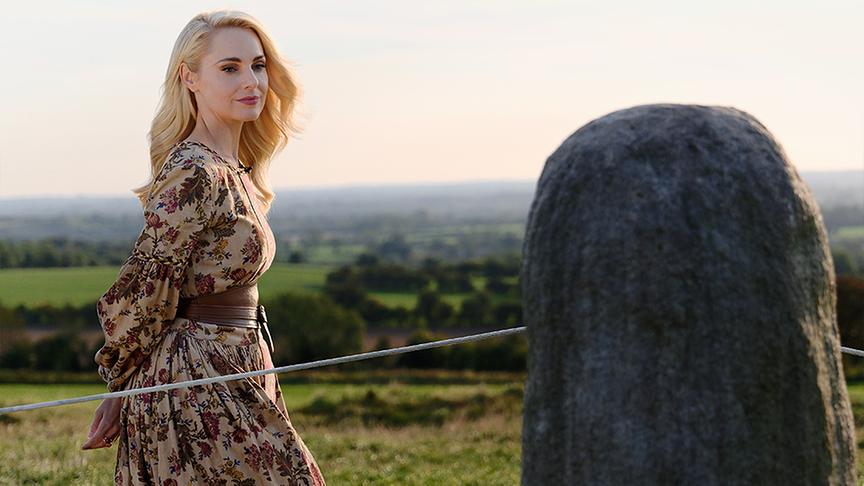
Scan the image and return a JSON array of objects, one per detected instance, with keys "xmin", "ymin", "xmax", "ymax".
[{"xmin": 520, "ymin": 104, "xmax": 855, "ymax": 485}]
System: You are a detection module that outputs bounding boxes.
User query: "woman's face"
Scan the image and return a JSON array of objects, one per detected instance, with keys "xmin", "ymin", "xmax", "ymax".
[{"xmin": 181, "ymin": 27, "xmax": 268, "ymax": 124}]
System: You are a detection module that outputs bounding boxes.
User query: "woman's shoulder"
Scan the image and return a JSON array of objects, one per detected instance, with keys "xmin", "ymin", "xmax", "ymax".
[
  {"xmin": 169, "ymin": 140, "xmax": 221, "ymax": 167},
  {"xmin": 144, "ymin": 142, "xmax": 221, "ymax": 202},
  {"xmin": 169, "ymin": 140, "xmax": 245, "ymax": 182},
  {"xmin": 159, "ymin": 141, "xmax": 230, "ymax": 184}
]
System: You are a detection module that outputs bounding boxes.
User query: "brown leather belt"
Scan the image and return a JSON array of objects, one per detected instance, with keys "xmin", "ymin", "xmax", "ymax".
[{"xmin": 175, "ymin": 301, "xmax": 274, "ymax": 354}]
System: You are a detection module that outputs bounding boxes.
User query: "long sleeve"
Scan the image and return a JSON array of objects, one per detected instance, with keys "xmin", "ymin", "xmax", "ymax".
[{"xmin": 94, "ymin": 157, "xmax": 218, "ymax": 392}]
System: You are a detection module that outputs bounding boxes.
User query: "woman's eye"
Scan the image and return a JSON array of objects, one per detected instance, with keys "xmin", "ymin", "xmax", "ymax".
[{"xmin": 222, "ymin": 65, "xmax": 266, "ymax": 73}]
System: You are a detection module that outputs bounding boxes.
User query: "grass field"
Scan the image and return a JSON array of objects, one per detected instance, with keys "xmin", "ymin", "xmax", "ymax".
[
  {"xmin": 0, "ymin": 370, "xmax": 523, "ymax": 485},
  {"xmin": 835, "ymin": 226, "xmax": 864, "ymax": 243},
  {"xmin": 0, "ymin": 263, "xmax": 518, "ymax": 311},
  {"xmin": 3, "ymin": 372, "xmax": 864, "ymax": 484},
  {"xmin": 0, "ymin": 263, "xmax": 334, "ymax": 308}
]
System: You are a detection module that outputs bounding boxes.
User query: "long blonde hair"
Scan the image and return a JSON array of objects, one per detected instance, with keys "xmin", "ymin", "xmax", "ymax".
[{"xmin": 133, "ymin": 9, "xmax": 304, "ymax": 215}]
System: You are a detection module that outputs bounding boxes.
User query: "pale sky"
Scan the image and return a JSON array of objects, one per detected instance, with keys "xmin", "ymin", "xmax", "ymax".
[{"xmin": 0, "ymin": 0, "xmax": 861, "ymax": 198}]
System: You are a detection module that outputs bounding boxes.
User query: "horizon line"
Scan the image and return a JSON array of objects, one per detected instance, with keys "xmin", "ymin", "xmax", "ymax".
[{"xmin": 0, "ymin": 170, "xmax": 861, "ymax": 200}]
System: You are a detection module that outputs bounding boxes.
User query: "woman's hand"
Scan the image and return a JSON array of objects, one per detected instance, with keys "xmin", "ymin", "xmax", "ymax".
[{"xmin": 81, "ymin": 397, "xmax": 123, "ymax": 450}]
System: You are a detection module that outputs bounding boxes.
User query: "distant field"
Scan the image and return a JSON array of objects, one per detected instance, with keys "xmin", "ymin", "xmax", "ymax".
[
  {"xmin": 0, "ymin": 263, "xmax": 518, "ymax": 310},
  {"xmin": 0, "ymin": 263, "xmax": 334, "ymax": 308},
  {"xmin": 406, "ymin": 222, "xmax": 526, "ymax": 243},
  {"xmin": 834, "ymin": 225, "xmax": 864, "ymax": 242},
  {"xmin": 302, "ymin": 243, "xmax": 368, "ymax": 265}
]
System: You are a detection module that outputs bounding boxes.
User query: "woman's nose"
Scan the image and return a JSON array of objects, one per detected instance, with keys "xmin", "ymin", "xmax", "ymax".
[{"xmin": 242, "ymin": 67, "xmax": 260, "ymax": 89}]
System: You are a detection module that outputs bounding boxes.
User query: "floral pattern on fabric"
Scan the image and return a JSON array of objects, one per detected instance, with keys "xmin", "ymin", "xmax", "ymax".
[
  {"xmin": 94, "ymin": 148, "xmax": 219, "ymax": 393},
  {"xmin": 91, "ymin": 141, "xmax": 324, "ymax": 484},
  {"xmin": 114, "ymin": 317, "xmax": 325, "ymax": 485},
  {"xmin": 94, "ymin": 141, "xmax": 277, "ymax": 393}
]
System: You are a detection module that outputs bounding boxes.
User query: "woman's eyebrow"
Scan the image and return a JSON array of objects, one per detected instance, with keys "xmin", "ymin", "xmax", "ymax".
[{"xmin": 216, "ymin": 55, "xmax": 266, "ymax": 63}]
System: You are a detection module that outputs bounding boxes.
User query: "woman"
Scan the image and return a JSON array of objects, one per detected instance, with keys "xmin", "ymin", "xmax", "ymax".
[{"xmin": 80, "ymin": 10, "xmax": 326, "ymax": 485}]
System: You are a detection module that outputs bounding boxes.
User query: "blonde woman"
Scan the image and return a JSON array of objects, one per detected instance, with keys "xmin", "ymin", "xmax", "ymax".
[{"xmin": 80, "ymin": 10, "xmax": 326, "ymax": 485}]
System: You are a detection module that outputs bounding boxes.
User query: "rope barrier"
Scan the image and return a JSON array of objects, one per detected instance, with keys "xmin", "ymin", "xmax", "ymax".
[
  {"xmin": 841, "ymin": 346, "xmax": 864, "ymax": 358},
  {"xmin": 2, "ymin": 325, "xmax": 863, "ymax": 416},
  {"xmin": 0, "ymin": 325, "xmax": 527, "ymax": 415}
]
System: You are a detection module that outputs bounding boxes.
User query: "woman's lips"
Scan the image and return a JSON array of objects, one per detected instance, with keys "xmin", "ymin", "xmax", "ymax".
[{"xmin": 238, "ymin": 97, "xmax": 259, "ymax": 105}]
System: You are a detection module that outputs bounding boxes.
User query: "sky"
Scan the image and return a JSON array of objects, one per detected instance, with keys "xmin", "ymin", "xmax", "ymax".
[{"xmin": 0, "ymin": 0, "xmax": 861, "ymax": 198}]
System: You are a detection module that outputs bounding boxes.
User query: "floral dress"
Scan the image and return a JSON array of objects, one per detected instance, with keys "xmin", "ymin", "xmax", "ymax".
[{"xmin": 93, "ymin": 140, "xmax": 326, "ymax": 485}]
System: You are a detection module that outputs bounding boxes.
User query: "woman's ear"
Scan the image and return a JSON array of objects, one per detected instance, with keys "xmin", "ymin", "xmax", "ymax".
[{"xmin": 179, "ymin": 62, "xmax": 199, "ymax": 93}]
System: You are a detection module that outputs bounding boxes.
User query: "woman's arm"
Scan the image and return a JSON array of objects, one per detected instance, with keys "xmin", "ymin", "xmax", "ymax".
[{"xmin": 93, "ymin": 154, "xmax": 217, "ymax": 392}]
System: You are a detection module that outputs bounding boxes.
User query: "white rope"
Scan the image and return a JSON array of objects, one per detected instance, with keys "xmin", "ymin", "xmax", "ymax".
[
  {"xmin": 841, "ymin": 346, "xmax": 864, "ymax": 358},
  {"xmin": 0, "ymin": 325, "xmax": 527, "ymax": 415},
  {"xmin": 2, "ymin": 325, "xmax": 863, "ymax": 416}
]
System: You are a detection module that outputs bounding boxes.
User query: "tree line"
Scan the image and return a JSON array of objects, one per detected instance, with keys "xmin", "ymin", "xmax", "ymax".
[
  {"xmin": 0, "ymin": 254, "xmax": 526, "ymax": 375},
  {"xmin": 1, "ymin": 252, "xmax": 863, "ymax": 376}
]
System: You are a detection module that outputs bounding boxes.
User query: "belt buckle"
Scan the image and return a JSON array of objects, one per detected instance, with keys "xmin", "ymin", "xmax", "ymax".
[{"xmin": 256, "ymin": 304, "xmax": 274, "ymax": 354}]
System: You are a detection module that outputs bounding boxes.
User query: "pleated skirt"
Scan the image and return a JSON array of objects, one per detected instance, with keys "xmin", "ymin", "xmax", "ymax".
[{"xmin": 112, "ymin": 316, "xmax": 326, "ymax": 485}]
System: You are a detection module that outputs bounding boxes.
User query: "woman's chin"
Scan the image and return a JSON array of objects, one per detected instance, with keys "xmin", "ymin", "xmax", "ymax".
[{"xmin": 233, "ymin": 112, "xmax": 262, "ymax": 122}]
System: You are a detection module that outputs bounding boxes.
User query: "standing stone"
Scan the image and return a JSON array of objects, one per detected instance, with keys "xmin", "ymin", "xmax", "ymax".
[{"xmin": 520, "ymin": 103, "xmax": 855, "ymax": 485}]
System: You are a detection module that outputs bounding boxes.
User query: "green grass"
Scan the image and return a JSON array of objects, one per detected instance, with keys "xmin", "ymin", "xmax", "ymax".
[
  {"xmin": 0, "ymin": 266, "xmax": 120, "ymax": 307},
  {"xmin": 0, "ymin": 263, "xmax": 508, "ymax": 312},
  {"xmin": 256, "ymin": 262, "xmax": 334, "ymax": 298},
  {"xmin": 0, "ymin": 372, "xmax": 522, "ymax": 485},
  {"xmin": 840, "ymin": 382, "xmax": 864, "ymax": 484},
  {"xmin": 4, "ymin": 375, "xmax": 864, "ymax": 484},
  {"xmin": 405, "ymin": 223, "xmax": 525, "ymax": 242},
  {"xmin": 0, "ymin": 263, "xmax": 336, "ymax": 307},
  {"xmin": 366, "ymin": 292, "xmax": 419, "ymax": 308},
  {"xmin": 835, "ymin": 226, "xmax": 864, "ymax": 242},
  {"xmin": 303, "ymin": 244, "xmax": 368, "ymax": 265}
]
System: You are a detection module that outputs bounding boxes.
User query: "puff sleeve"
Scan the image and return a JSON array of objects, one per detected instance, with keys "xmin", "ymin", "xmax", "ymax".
[{"xmin": 94, "ymin": 155, "xmax": 217, "ymax": 392}]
